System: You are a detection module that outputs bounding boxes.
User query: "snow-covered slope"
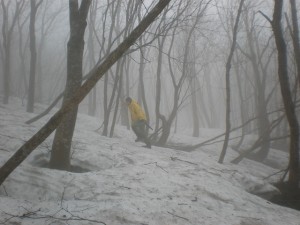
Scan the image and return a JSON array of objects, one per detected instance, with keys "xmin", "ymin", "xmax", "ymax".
[{"xmin": 0, "ymin": 99, "xmax": 299, "ymax": 225}]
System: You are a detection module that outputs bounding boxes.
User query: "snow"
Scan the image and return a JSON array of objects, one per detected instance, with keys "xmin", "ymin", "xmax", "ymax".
[{"xmin": 0, "ymin": 98, "xmax": 299, "ymax": 225}]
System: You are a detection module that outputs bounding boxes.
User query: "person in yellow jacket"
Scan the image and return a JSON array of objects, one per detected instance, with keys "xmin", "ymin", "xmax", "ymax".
[{"xmin": 126, "ymin": 97, "xmax": 151, "ymax": 148}]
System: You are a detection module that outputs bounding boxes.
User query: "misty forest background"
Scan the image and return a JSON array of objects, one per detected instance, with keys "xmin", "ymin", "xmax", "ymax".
[{"xmin": 0, "ymin": 0, "xmax": 299, "ymax": 204}]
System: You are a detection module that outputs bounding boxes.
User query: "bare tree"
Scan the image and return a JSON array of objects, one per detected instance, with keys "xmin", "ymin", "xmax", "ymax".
[
  {"xmin": 153, "ymin": 10, "xmax": 168, "ymax": 143},
  {"xmin": 86, "ymin": 0, "xmax": 98, "ymax": 116},
  {"xmin": 101, "ymin": 0, "xmax": 122, "ymax": 136},
  {"xmin": 218, "ymin": 0, "xmax": 245, "ymax": 164},
  {"xmin": 109, "ymin": 1, "xmax": 141, "ymax": 137},
  {"xmin": 163, "ymin": 1, "xmax": 210, "ymax": 142},
  {"xmin": 154, "ymin": 0, "xmax": 207, "ymax": 146},
  {"xmin": 99, "ymin": 0, "xmax": 140, "ymax": 136},
  {"xmin": 271, "ymin": 0, "xmax": 299, "ymax": 190},
  {"xmin": 189, "ymin": 37, "xmax": 200, "ymax": 137},
  {"xmin": 231, "ymin": 54, "xmax": 246, "ymax": 148},
  {"xmin": 26, "ymin": 0, "xmax": 43, "ymax": 112},
  {"xmin": 238, "ymin": 7, "xmax": 275, "ymax": 161},
  {"xmin": 288, "ymin": 0, "xmax": 300, "ymax": 86},
  {"xmin": 137, "ymin": 3, "xmax": 151, "ymax": 128},
  {"xmin": 49, "ymin": 0, "xmax": 92, "ymax": 170}
]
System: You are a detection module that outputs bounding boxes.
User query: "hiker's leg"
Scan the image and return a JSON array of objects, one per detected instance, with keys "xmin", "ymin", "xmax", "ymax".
[
  {"xmin": 132, "ymin": 122, "xmax": 143, "ymax": 141},
  {"xmin": 137, "ymin": 121, "xmax": 151, "ymax": 148},
  {"xmin": 132, "ymin": 120, "xmax": 151, "ymax": 148},
  {"xmin": 132, "ymin": 120, "xmax": 147, "ymax": 142}
]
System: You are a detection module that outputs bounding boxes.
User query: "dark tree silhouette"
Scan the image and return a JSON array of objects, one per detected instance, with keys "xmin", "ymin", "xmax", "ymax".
[
  {"xmin": 289, "ymin": 0, "xmax": 300, "ymax": 85},
  {"xmin": 49, "ymin": 0, "xmax": 92, "ymax": 170},
  {"xmin": 271, "ymin": 0, "xmax": 299, "ymax": 189}
]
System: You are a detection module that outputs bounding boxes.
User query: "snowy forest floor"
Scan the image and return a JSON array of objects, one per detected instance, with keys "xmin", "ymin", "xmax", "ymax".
[{"xmin": 0, "ymin": 98, "xmax": 299, "ymax": 225}]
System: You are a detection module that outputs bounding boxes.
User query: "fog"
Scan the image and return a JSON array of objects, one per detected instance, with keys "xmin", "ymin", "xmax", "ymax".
[
  {"xmin": 0, "ymin": 0, "xmax": 299, "ymax": 184},
  {"xmin": 0, "ymin": 0, "xmax": 300, "ymax": 220}
]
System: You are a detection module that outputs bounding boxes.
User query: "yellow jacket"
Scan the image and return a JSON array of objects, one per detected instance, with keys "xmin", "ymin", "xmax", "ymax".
[{"xmin": 128, "ymin": 100, "xmax": 147, "ymax": 122}]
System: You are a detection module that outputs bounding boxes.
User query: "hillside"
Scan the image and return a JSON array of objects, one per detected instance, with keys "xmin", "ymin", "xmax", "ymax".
[{"xmin": 0, "ymin": 99, "xmax": 299, "ymax": 225}]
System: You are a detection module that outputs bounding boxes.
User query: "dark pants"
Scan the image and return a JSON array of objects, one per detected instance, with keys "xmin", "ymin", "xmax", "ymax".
[{"xmin": 132, "ymin": 120, "xmax": 151, "ymax": 148}]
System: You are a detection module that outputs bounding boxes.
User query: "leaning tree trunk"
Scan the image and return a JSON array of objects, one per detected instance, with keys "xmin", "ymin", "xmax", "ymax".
[
  {"xmin": 49, "ymin": 0, "xmax": 91, "ymax": 170},
  {"xmin": 272, "ymin": 0, "xmax": 300, "ymax": 189}
]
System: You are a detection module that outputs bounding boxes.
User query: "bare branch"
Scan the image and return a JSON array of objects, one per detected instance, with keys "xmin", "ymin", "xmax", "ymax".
[{"xmin": 258, "ymin": 10, "xmax": 272, "ymax": 24}]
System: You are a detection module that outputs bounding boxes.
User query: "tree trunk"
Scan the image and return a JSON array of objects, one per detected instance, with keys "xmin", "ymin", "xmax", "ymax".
[
  {"xmin": 109, "ymin": 61, "xmax": 122, "ymax": 137},
  {"xmin": 137, "ymin": 6, "xmax": 150, "ymax": 127},
  {"xmin": 2, "ymin": 41, "xmax": 11, "ymax": 104},
  {"xmin": 203, "ymin": 66, "xmax": 217, "ymax": 128},
  {"xmin": 101, "ymin": 0, "xmax": 121, "ymax": 136},
  {"xmin": 272, "ymin": 0, "xmax": 300, "ymax": 189},
  {"xmin": 243, "ymin": 13, "xmax": 271, "ymax": 161},
  {"xmin": 154, "ymin": 36, "xmax": 166, "ymax": 141},
  {"xmin": 16, "ymin": 17, "xmax": 29, "ymax": 100},
  {"xmin": 191, "ymin": 77, "xmax": 200, "ymax": 137},
  {"xmin": 1, "ymin": 2, "xmax": 11, "ymax": 104},
  {"xmin": 27, "ymin": 0, "xmax": 40, "ymax": 112},
  {"xmin": 289, "ymin": 0, "xmax": 300, "ymax": 86},
  {"xmin": 189, "ymin": 35, "xmax": 200, "ymax": 137},
  {"xmin": 110, "ymin": 58, "xmax": 126, "ymax": 137},
  {"xmin": 87, "ymin": 2, "xmax": 97, "ymax": 116},
  {"xmin": 219, "ymin": 0, "xmax": 245, "ymax": 164},
  {"xmin": 49, "ymin": 0, "xmax": 91, "ymax": 170},
  {"xmin": 120, "ymin": 56, "xmax": 130, "ymax": 128}
]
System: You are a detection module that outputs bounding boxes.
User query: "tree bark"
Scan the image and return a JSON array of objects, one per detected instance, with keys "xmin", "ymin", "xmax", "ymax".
[
  {"xmin": 272, "ymin": 0, "xmax": 299, "ymax": 189},
  {"xmin": 49, "ymin": 0, "xmax": 91, "ymax": 170},
  {"xmin": 289, "ymin": 0, "xmax": 300, "ymax": 86}
]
